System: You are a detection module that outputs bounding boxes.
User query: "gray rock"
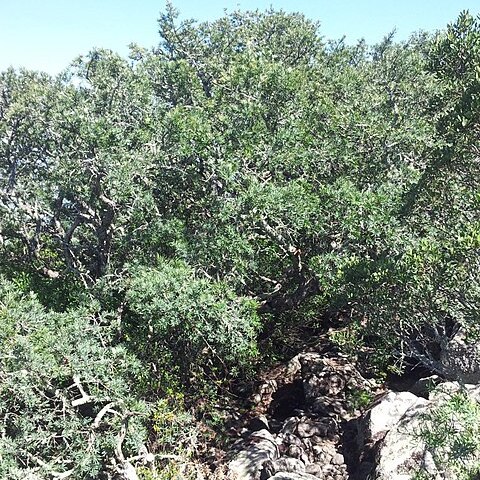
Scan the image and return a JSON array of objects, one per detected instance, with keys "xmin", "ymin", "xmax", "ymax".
[
  {"xmin": 358, "ymin": 391, "xmax": 426, "ymax": 446},
  {"xmin": 281, "ymin": 432, "xmax": 304, "ymax": 447},
  {"xmin": 296, "ymin": 420, "xmax": 321, "ymax": 438},
  {"xmin": 310, "ymin": 435, "xmax": 323, "ymax": 446},
  {"xmin": 265, "ymin": 457, "xmax": 306, "ymax": 475},
  {"xmin": 440, "ymin": 328, "xmax": 480, "ymax": 383},
  {"xmin": 285, "ymin": 355, "xmax": 303, "ymax": 378},
  {"xmin": 305, "ymin": 463, "xmax": 323, "ymax": 476},
  {"xmin": 297, "ymin": 419, "xmax": 336, "ymax": 439},
  {"xmin": 331, "ymin": 453, "xmax": 344, "ymax": 465},
  {"xmin": 310, "ymin": 397, "xmax": 330, "ymax": 416},
  {"xmin": 312, "ymin": 447, "xmax": 333, "ymax": 464},
  {"xmin": 431, "ymin": 381, "xmax": 480, "ymax": 403},
  {"xmin": 282, "ymin": 417, "xmax": 300, "ymax": 435},
  {"xmin": 359, "ymin": 382, "xmax": 480, "ymax": 480},
  {"xmin": 269, "ymin": 473, "xmax": 321, "ymax": 480},
  {"xmin": 287, "ymin": 445, "xmax": 303, "ymax": 459},
  {"xmin": 303, "ymin": 372, "xmax": 345, "ymax": 401},
  {"xmin": 229, "ymin": 429, "xmax": 279, "ymax": 480},
  {"xmin": 310, "ymin": 445, "xmax": 324, "ymax": 457},
  {"xmin": 227, "ymin": 351, "xmax": 381, "ymax": 480}
]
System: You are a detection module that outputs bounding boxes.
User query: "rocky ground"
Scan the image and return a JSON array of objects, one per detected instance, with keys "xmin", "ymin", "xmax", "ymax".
[
  {"xmin": 220, "ymin": 335, "xmax": 480, "ymax": 480},
  {"xmin": 225, "ymin": 347, "xmax": 382, "ymax": 480}
]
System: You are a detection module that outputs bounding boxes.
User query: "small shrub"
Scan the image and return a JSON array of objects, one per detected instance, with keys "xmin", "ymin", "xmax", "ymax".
[
  {"xmin": 417, "ymin": 390, "xmax": 480, "ymax": 479},
  {"xmin": 0, "ymin": 278, "xmax": 149, "ymax": 479}
]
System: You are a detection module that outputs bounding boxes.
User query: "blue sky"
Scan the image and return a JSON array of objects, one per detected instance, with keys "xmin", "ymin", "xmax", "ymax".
[{"xmin": 1, "ymin": 1, "xmax": 479, "ymax": 74}]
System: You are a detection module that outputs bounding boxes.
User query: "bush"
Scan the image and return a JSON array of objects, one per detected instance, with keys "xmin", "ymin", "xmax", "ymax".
[
  {"xmin": 0, "ymin": 278, "xmax": 148, "ymax": 479},
  {"xmin": 123, "ymin": 260, "xmax": 260, "ymax": 393},
  {"xmin": 417, "ymin": 389, "xmax": 480, "ymax": 479}
]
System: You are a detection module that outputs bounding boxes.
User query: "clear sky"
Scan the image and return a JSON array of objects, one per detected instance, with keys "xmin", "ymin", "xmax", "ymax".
[{"xmin": 1, "ymin": 1, "xmax": 479, "ymax": 74}]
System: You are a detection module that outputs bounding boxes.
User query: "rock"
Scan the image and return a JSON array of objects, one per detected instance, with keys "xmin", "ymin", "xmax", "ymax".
[
  {"xmin": 359, "ymin": 382, "xmax": 480, "ymax": 480},
  {"xmin": 409, "ymin": 375, "xmax": 441, "ymax": 398},
  {"xmin": 331, "ymin": 453, "xmax": 344, "ymax": 465},
  {"xmin": 299, "ymin": 452, "xmax": 310, "ymax": 466},
  {"xmin": 430, "ymin": 380, "xmax": 480, "ymax": 403},
  {"xmin": 311, "ymin": 445, "xmax": 323, "ymax": 457},
  {"xmin": 422, "ymin": 451, "xmax": 437, "ymax": 476},
  {"xmin": 304, "ymin": 372, "xmax": 345, "ymax": 400},
  {"xmin": 269, "ymin": 473, "xmax": 320, "ymax": 480},
  {"xmin": 227, "ymin": 349, "xmax": 380, "ymax": 480},
  {"xmin": 309, "ymin": 442, "xmax": 338, "ymax": 464},
  {"xmin": 286, "ymin": 445, "xmax": 303, "ymax": 459},
  {"xmin": 280, "ymin": 432, "xmax": 304, "ymax": 448},
  {"xmin": 297, "ymin": 418, "xmax": 337, "ymax": 439},
  {"xmin": 358, "ymin": 392, "xmax": 428, "ymax": 480},
  {"xmin": 309, "ymin": 397, "xmax": 330, "ymax": 416},
  {"xmin": 259, "ymin": 380, "xmax": 279, "ymax": 396},
  {"xmin": 358, "ymin": 391, "xmax": 427, "ymax": 446},
  {"xmin": 373, "ymin": 412, "xmax": 431, "ymax": 480},
  {"xmin": 229, "ymin": 429, "xmax": 279, "ymax": 480},
  {"xmin": 263, "ymin": 457, "xmax": 306, "ymax": 476},
  {"xmin": 296, "ymin": 420, "xmax": 321, "ymax": 438},
  {"xmin": 281, "ymin": 417, "xmax": 300, "ymax": 435},
  {"xmin": 285, "ymin": 355, "xmax": 303, "ymax": 378},
  {"xmin": 316, "ymin": 463, "xmax": 347, "ymax": 479},
  {"xmin": 304, "ymin": 463, "xmax": 323, "ymax": 477},
  {"xmin": 440, "ymin": 328, "xmax": 480, "ymax": 383}
]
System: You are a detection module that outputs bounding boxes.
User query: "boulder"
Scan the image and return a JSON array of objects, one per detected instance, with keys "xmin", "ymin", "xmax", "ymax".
[
  {"xmin": 269, "ymin": 473, "xmax": 320, "ymax": 480},
  {"xmin": 229, "ymin": 429, "xmax": 279, "ymax": 480},
  {"xmin": 373, "ymin": 406, "xmax": 433, "ymax": 480},
  {"xmin": 440, "ymin": 329, "xmax": 480, "ymax": 383},
  {"xmin": 358, "ymin": 382, "xmax": 480, "ymax": 480},
  {"xmin": 358, "ymin": 391, "xmax": 427, "ymax": 446}
]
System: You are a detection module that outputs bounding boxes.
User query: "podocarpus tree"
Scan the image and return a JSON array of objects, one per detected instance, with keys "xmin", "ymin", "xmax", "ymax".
[
  {"xmin": 338, "ymin": 12, "xmax": 480, "ymax": 373},
  {"xmin": 0, "ymin": 8, "xmax": 440, "ymax": 312},
  {"xmin": 0, "ymin": 53, "xmax": 158, "ymax": 287},
  {"xmin": 142, "ymin": 7, "xmax": 439, "ymax": 315},
  {"xmin": 1, "ymin": 7, "xmax": 480, "ymax": 479}
]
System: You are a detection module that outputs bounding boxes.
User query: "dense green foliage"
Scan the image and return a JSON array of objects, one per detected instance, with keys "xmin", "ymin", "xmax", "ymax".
[
  {"xmin": 0, "ymin": 279, "xmax": 148, "ymax": 479},
  {"xmin": 418, "ymin": 389, "xmax": 480, "ymax": 479},
  {"xmin": 1, "ymin": 5, "xmax": 479, "ymax": 478}
]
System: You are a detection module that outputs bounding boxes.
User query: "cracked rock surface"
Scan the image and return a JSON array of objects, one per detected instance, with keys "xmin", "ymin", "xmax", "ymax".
[
  {"xmin": 228, "ymin": 352, "xmax": 380, "ymax": 480},
  {"xmin": 226, "ymin": 347, "xmax": 480, "ymax": 480}
]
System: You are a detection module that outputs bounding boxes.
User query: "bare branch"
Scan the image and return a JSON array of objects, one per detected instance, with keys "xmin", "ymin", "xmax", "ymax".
[
  {"xmin": 71, "ymin": 375, "xmax": 93, "ymax": 407},
  {"xmin": 92, "ymin": 402, "xmax": 120, "ymax": 429}
]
